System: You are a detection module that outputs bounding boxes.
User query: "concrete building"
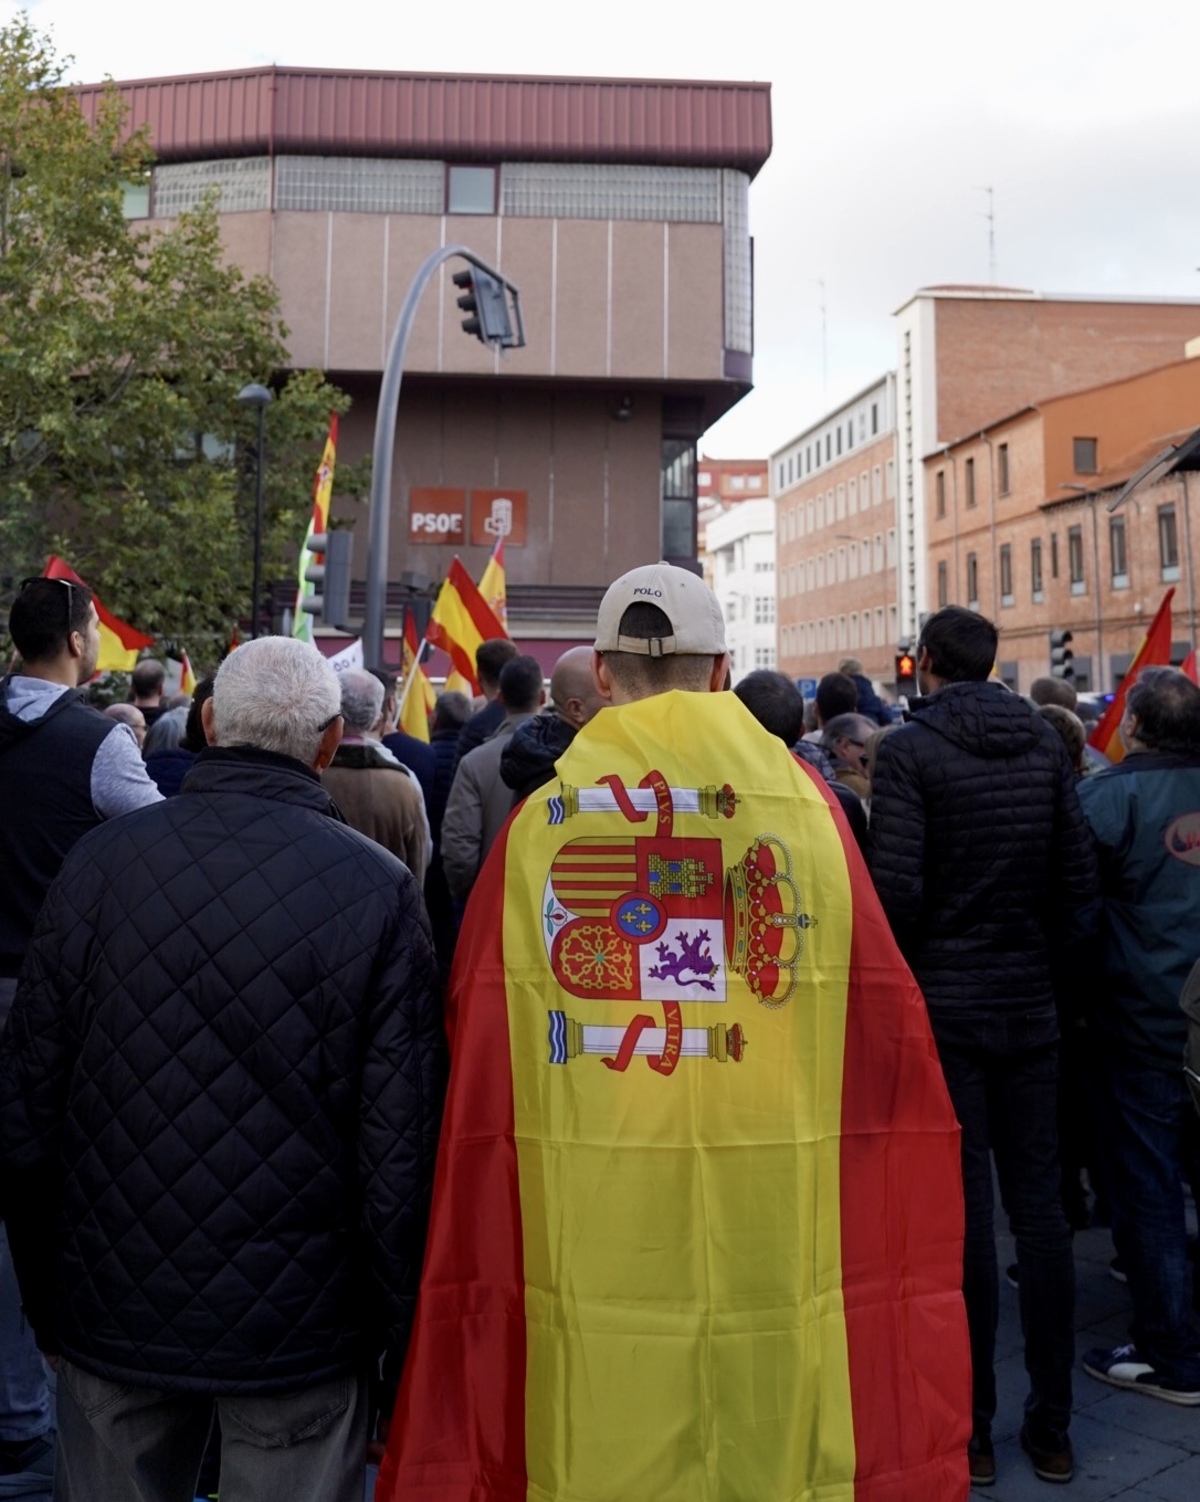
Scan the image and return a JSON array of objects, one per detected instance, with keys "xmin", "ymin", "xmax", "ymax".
[
  {"xmin": 773, "ymin": 374, "xmax": 897, "ymax": 684},
  {"xmin": 894, "ymin": 287, "xmax": 1200, "ymax": 641},
  {"xmin": 696, "ymin": 454, "xmax": 768, "ymax": 588},
  {"xmin": 81, "ymin": 67, "xmax": 772, "ymax": 662},
  {"xmin": 926, "ymin": 357, "xmax": 1200, "ymax": 692},
  {"xmin": 704, "ymin": 499, "xmax": 776, "ymax": 681}
]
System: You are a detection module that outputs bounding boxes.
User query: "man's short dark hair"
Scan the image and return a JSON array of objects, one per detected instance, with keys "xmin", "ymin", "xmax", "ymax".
[
  {"xmin": 182, "ymin": 675, "xmax": 216, "ymax": 753},
  {"xmin": 733, "ymin": 671, "xmax": 804, "ymax": 745},
  {"xmin": 9, "ymin": 578, "xmax": 94, "ymax": 663},
  {"xmin": 498, "ymin": 655, "xmax": 544, "ymax": 714},
  {"xmin": 601, "ymin": 603, "xmax": 718, "ymax": 697},
  {"xmin": 432, "ymin": 690, "xmax": 471, "ymax": 732},
  {"xmin": 1126, "ymin": 667, "xmax": 1200, "ymax": 755},
  {"xmin": 131, "ymin": 659, "xmax": 166, "ymax": 698},
  {"xmin": 476, "ymin": 638, "xmax": 519, "ymax": 692},
  {"xmin": 815, "ymin": 672, "xmax": 857, "ymax": 722},
  {"xmin": 1030, "ymin": 676, "xmax": 1077, "ymax": 711},
  {"xmin": 918, "ymin": 606, "xmax": 998, "ymax": 684}
]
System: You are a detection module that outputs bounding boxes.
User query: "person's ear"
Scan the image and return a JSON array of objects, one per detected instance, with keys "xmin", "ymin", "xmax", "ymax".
[
  {"xmin": 201, "ymin": 697, "xmax": 218, "ymax": 746},
  {"xmin": 709, "ymin": 653, "xmax": 731, "ymax": 692},
  {"xmin": 592, "ymin": 651, "xmax": 613, "ymax": 699},
  {"xmin": 313, "ymin": 714, "xmax": 344, "ymax": 772}
]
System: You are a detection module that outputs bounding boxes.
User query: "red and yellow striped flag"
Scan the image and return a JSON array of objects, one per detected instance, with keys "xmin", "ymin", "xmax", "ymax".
[
  {"xmin": 44, "ymin": 556, "xmax": 154, "ymax": 673},
  {"xmin": 178, "ymin": 651, "xmax": 197, "ymax": 697},
  {"xmin": 293, "ymin": 414, "xmax": 338, "ymax": 646},
  {"xmin": 478, "ymin": 536, "xmax": 507, "ymax": 629},
  {"xmin": 1088, "ymin": 587, "xmax": 1174, "ymax": 764},
  {"xmin": 425, "ymin": 556, "xmax": 507, "ymax": 694},
  {"xmin": 379, "ymin": 692, "xmax": 970, "ymax": 1502},
  {"xmin": 398, "ymin": 609, "xmax": 436, "ymax": 742}
]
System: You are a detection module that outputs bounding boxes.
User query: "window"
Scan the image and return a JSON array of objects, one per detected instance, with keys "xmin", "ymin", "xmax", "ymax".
[
  {"xmin": 998, "ymin": 443, "xmax": 1010, "ymax": 496},
  {"xmin": 725, "ymin": 596, "xmax": 737, "ymax": 622},
  {"xmin": 871, "ymin": 402, "xmax": 879, "ymax": 435},
  {"xmin": 885, "ymin": 527, "xmax": 896, "ymax": 566},
  {"xmin": 807, "ymin": 558, "xmax": 815, "ymax": 590},
  {"xmin": 1050, "ymin": 532, "xmax": 1059, "ymax": 580},
  {"xmin": 836, "ymin": 484, "xmax": 845, "ymax": 521},
  {"xmin": 837, "ymin": 615, "xmax": 847, "ymax": 649},
  {"xmin": 698, "ymin": 470, "xmax": 712, "ymax": 490},
  {"xmin": 1031, "ymin": 538, "xmax": 1044, "ymax": 602},
  {"xmin": 874, "ymin": 465, "xmax": 883, "ymax": 505},
  {"xmin": 937, "ymin": 560, "xmax": 948, "ymax": 609},
  {"xmin": 873, "ymin": 533, "xmax": 884, "ymax": 571},
  {"xmin": 806, "ymin": 500, "xmax": 815, "ymax": 532},
  {"xmin": 755, "ymin": 647, "xmax": 773, "ymax": 669},
  {"xmin": 846, "ymin": 420, "xmax": 854, "ymax": 451},
  {"xmin": 122, "ymin": 176, "xmax": 151, "ymax": 218},
  {"xmin": 660, "ymin": 439, "xmax": 696, "ymax": 559},
  {"xmin": 753, "ymin": 559, "xmax": 772, "ymax": 574},
  {"xmin": 935, "ymin": 469, "xmax": 946, "ymax": 519},
  {"xmin": 836, "ymin": 427, "xmax": 843, "ymax": 456},
  {"xmin": 816, "ymin": 555, "xmax": 826, "ymax": 588},
  {"xmin": 850, "ymin": 612, "xmax": 859, "ymax": 647},
  {"xmin": 848, "ymin": 544, "xmax": 858, "ymax": 580},
  {"xmin": 754, "ymin": 597, "xmax": 775, "ymax": 624},
  {"xmin": 964, "ymin": 456, "xmax": 976, "ymax": 508},
  {"xmin": 1159, "ymin": 504, "xmax": 1180, "ymax": 580},
  {"xmin": 860, "ymin": 540, "xmax": 870, "ymax": 575},
  {"xmin": 1068, "ymin": 525, "xmax": 1085, "ymax": 594},
  {"xmin": 848, "ymin": 477, "xmax": 857, "ymax": 515},
  {"xmin": 825, "ymin": 434, "xmax": 832, "ymax": 462},
  {"xmin": 863, "ymin": 611, "xmax": 873, "ymax": 647},
  {"xmin": 999, "ymin": 544, "xmax": 1013, "ymax": 606},
  {"xmin": 885, "ymin": 459, "xmax": 895, "ymax": 500},
  {"xmin": 777, "ymin": 463, "xmax": 786, "ymax": 489},
  {"xmin": 748, "ymin": 475, "xmax": 762, "ymax": 490},
  {"xmin": 836, "ymin": 546, "xmax": 846, "ymax": 583},
  {"xmin": 447, "ymin": 164, "xmax": 497, "ymax": 214},
  {"xmin": 1073, "ymin": 437, "xmax": 1098, "ymax": 474},
  {"xmin": 876, "ymin": 607, "xmax": 885, "ymax": 643},
  {"xmin": 731, "ymin": 474, "xmax": 747, "ymax": 491},
  {"xmin": 966, "ymin": 552, "xmax": 979, "ymax": 609},
  {"xmin": 1110, "ymin": 515, "xmax": 1128, "ymax": 587}
]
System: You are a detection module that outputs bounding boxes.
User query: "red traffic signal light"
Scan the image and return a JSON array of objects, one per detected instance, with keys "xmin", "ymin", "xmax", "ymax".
[{"xmin": 895, "ymin": 652, "xmax": 916, "ymax": 681}]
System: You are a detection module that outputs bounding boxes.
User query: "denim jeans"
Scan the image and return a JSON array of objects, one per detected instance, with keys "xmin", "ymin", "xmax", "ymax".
[
  {"xmin": 55, "ymin": 1361, "xmax": 367, "ymax": 1502},
  {"xmin": 934, "ymin": 1031, "xmax": 1075, "ymax": 1446},
  {"xmin": 1095, "ymin": 1046, "xmax": 1200, "ymax": 1386},
  {"xmin": 0, "ymin": 977, "xmax": 53, "ymax": 1448}
]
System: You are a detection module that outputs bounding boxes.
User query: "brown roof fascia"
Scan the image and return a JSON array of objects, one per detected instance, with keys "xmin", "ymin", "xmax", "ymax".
[{"xmin": 72, "ymin": 67, "xmax": 773, "ymax": 176}]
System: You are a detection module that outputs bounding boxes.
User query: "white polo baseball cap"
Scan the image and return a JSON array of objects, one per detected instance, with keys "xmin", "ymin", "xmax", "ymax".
[{"xmin": 594, "ymin": 562, "xmax": 727, "ymax": 657}]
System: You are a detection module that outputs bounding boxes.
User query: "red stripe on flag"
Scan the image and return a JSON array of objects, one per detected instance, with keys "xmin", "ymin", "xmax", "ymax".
[
  {"xmin": 1088, "ymin": 587, "xmax": 1174, "ymax": 763},
  {"xmin": 378, "ymin": 819, "xmax": 528, "ymax": 1502},
  {"xmin": 835, "ymin": 805, "xmax": 971, "ymax": 1499},
  {"xmin": 447, "ymin": 556, "xmax": 507, "ymax": 645}
]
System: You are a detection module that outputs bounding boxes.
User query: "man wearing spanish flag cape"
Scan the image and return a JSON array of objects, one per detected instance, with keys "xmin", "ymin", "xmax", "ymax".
[{"xmin": 379, "ymin": 563, "xmax": 971, "ymax": 1502}]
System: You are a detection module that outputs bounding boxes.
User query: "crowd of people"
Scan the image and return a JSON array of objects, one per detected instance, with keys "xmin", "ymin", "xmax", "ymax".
[{"xmin": 0, "ymin": 568, "xmax": 1198, "ymax": 1499}]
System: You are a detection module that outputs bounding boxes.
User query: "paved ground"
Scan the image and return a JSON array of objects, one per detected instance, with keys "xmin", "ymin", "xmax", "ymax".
[{"xmin": 981, "ymin": 1210, "xmax": 1200, "ymax": 1500}]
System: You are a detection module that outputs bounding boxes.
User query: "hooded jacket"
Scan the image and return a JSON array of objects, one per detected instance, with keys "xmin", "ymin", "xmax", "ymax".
[
  {"xmin": 499, "ymin": 709, "xmax": 578, "ymax": 804},
  {"xmin": 0, "ymin": 747, "xmax": 445, "ymax": 1394},
  {"xmin": 867, "ymin": 680, "xmax": 1097, "ymax": 1033}
]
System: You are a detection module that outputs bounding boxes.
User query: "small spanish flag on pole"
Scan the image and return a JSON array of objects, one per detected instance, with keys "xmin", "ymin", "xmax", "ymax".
[
  {"xmin": 293, "ymin": 414, "xmax": 338, "ymax": 646},
  {"xmin": 397, "ymin": 609, "xmax": 436, "ymax": 742},
  {"xmin": 178, "ymin": 651, "xmax": 197, "ymax": 697},
  {"xmin": 477, "ymin": 536, "xmax": 507, "ymax": 630},
  {"xmin": 44, "ymin": 556, "xmax": 154, "ymax": 673},
  {"xmin": 378, "ymin": 692, "xmax": 971, "ymax": 1502},
  {"xmin": 1088, "ymin": 587, "xmax": 1175, "ymax": 764},
  {"xmin": 425, "ymin": 556, "xmax": 508, "ymax": 694}
]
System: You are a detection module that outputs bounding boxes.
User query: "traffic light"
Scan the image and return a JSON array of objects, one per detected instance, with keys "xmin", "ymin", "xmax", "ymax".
[
  {"xmin": 301, "ymin": 529, "xmax": 353, "ymax": 628},
  {"xmin": 1049, "ymin": 629, "xmax": 1074, "ymax": 680},
  {"xmin": 451, "ymin": 265, "xmax": 516, "ymax": 347},
  {"xmin": 895, "ymin": 651, "xmax": 917, "ymax": 694}
]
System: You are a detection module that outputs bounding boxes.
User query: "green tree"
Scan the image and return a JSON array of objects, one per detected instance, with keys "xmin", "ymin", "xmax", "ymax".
[{"xmin": 0, "ymin": 15, "xmax": 367, "ymax": 664}]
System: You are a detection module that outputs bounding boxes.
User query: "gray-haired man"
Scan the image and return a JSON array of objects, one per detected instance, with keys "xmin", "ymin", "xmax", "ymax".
[{"xmin": 0, "ymin": 636, "xmax": 444, "ymax": 1502}]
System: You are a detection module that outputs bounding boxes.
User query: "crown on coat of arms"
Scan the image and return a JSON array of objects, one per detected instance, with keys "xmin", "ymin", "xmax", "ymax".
[{"xmin": 723, "ymin": 835, "xmax": 815, "ymax": 1009}]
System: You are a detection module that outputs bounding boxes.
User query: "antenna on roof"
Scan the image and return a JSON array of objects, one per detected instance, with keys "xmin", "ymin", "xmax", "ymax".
[{"xmin": 976, "ymin": 186, "xmax": 997, "ymax": 283}]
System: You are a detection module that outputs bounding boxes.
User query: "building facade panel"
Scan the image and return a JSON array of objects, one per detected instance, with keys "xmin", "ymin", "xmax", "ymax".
[
  {"xmin": 549, "ymin": 219, "xmax": 611, "ymax": 378},
  {"xmin": 327, "ymin": 213, "xmax": 390, "ymax": 373},
  {"xmin": 610, "ymin": 220, "xmax": 669, "ymax": 381},
  {"xmin": 268, "ymin": 211, "xmax": 334, "ymax": 370},
  {"xmin": 666, "ymin": 223, "xmax": 724, "ymax": 380}
]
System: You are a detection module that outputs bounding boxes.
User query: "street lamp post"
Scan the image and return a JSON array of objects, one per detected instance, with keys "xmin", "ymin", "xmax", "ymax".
[{"xmin": 237, "ymin": 383, "xmax": 273, "ymax": 639}]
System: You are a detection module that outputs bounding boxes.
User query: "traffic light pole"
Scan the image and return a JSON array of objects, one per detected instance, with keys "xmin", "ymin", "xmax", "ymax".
[{"xmin": 363, "ymin": 245, "xmax": 524, "ymax": 670}]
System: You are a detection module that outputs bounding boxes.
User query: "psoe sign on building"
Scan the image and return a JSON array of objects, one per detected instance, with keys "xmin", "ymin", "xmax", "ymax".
[{"xmin": 408, "ymin": 488, "xmax": 466, "ymax": 545}]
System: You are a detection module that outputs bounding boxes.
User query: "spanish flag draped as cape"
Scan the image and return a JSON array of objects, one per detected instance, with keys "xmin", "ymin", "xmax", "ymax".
[{"xmin": 379, "ymin": 692, "xmax": 970, "ymax": 1502}]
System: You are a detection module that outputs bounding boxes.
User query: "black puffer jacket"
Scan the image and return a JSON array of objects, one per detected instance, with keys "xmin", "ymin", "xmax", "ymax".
[
  {"xmin": 0, "ymin": 747, "xmax": 445, "ymax": 1394},
  {"xmin": 499, "ymin": 709, "xmax": 578, "ymax": 804},
  {"xmin": 867, "ymin": 681, "xmax": 1097, "ymax": 1030}
]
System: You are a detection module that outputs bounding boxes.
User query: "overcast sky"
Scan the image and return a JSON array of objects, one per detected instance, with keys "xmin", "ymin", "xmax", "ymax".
[{"xmin": 8, "ymin": 0, "xmax": 1200, "ymax": 458}]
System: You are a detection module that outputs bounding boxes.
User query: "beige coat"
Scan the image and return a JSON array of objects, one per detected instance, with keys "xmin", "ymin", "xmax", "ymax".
[{"xmin": 321, "ymin": 741, "xmax": 429, "ymax": 883}]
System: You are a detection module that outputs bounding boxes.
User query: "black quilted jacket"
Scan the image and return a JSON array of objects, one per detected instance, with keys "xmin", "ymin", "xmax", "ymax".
[
  {"xmin": 0, "ymin": 747, "xmax": 445, "ymax": 1393},
  {"xmin": 867, "ymin": 682, "xmax": 1097, "ymax": 1030}
]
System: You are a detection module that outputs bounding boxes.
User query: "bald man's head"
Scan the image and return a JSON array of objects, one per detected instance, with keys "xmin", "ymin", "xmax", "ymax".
[{"xmin": 551, "ymin": 645, "xmax": 608, "ymax": 731}]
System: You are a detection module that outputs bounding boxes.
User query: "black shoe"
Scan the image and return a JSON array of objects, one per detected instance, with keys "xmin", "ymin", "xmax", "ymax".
[
  {"xmin": 1020, "ymin": 1425, "xmax": 1074, "ymax": 1483},
  {"xmin": 968, "ymin": 1435, "xmax": 996, "ymax": 1487}
]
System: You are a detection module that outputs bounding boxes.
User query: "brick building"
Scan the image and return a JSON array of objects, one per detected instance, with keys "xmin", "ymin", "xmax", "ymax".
[
  {"xmin": 773, "ymin": 374, "xmax": 898, "ymax": 684},
  {"xmin": 894, "ymin": 287, "xmax": 1200, "ymax": 641},
  {"xmin": 926, "ymin": 357, "xmax": 1200, "ymax": 691},
  {"xmin": 80, "ymin": 66, "xmax": 772, "ymax": 659}
]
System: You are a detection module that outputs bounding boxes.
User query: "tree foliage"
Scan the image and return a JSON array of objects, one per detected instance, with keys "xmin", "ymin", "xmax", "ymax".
[{"xmin": 0, "ymin": 15, "xmax": 367, "ymax": 664}]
